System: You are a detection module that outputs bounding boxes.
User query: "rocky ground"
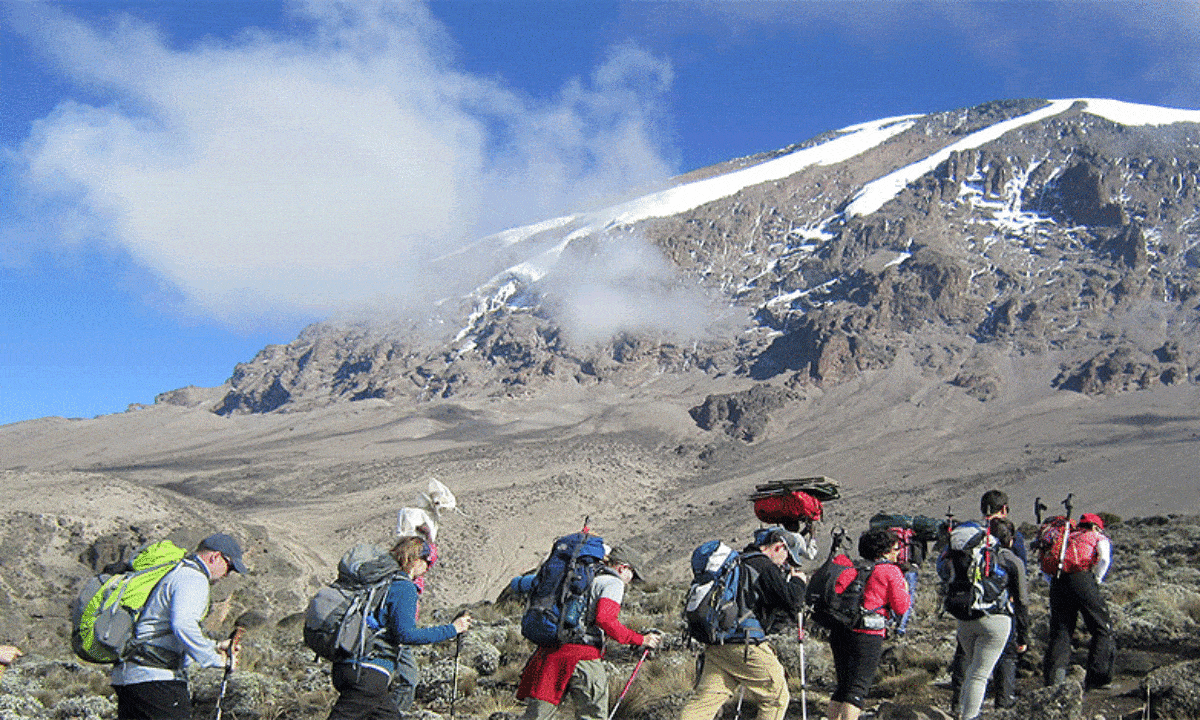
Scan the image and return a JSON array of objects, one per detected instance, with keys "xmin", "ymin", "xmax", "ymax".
[{"xmin": 2, "ymin": 513, "xmax": 1198, "ymax": 720}]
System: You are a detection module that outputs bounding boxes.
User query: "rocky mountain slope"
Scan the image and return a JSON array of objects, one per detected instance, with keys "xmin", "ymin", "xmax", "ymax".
[{"xmin": 210, "ymin": 98, "xmax": 1200, "ymax": 417}]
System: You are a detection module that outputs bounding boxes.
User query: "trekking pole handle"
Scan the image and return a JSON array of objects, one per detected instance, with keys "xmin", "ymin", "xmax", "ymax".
[
  {"xmin": 225, "ymin": 627, "xmax": 245, "ymax": 669},
  {"xmin": 1062, "ymin": 493, "xmax": 1073, "ymax": 519}
]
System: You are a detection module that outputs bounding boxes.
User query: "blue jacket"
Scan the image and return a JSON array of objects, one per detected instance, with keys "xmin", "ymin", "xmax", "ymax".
[{"xmin": 340, "ymin": 572, "xmax": 457, "ymax": 677}]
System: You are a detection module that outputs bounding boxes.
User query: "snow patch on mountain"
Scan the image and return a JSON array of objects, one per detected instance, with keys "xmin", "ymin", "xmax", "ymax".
[
  {"xmin": 1080, "ymin": 98, "xmax": 1200, "ymax": 126},
  {"xmin": 846, "ymin": 100, "xmax": 1077, "ymax": 218}
]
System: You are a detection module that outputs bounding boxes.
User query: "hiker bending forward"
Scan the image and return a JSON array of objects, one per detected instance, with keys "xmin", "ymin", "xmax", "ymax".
[
  {"xmin": 680, "ymin": 527, "xmax": 807, "ymax": 720},
  {"xmin": 517, "ymin": 546, "xmax": 661, "ymax": 720},
  {"xmin": 826, "ymin": 528, "xmax": 910, "ymax": 720},
  {"xmin": 110, "ymin": 533, "xmax": 246, "ymax": 720},
  {"xmin": 327, "ymin": 538, "xmax": 471, "ymax": 720}
]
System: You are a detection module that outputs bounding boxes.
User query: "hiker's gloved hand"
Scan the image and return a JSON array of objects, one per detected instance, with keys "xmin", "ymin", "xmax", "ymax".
[
  {"xmin": 641, "ymin": 632, "xmax": 662, "ymax": 650},
  {"xmin": 216, "ymin": 639, "xmax": 239, "ymax": 670},
  {"xmin": 452, "ymin": 613, "xmax": 472, "ymax": 635}
]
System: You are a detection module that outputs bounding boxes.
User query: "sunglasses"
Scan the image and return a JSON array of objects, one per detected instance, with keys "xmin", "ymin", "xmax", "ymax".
[{"xmin": 420, "ymin": 543, "xmax": 435, "ymax": 566}]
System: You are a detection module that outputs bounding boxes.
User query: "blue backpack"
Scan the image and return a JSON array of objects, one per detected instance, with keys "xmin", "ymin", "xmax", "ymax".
[
  {"xmin": 521, "ymin": 533, "xmax": 607, "ymax": 647},
  {"xmin": 683, "ymin": 541, "xmax": 763, "ymax": 644}
]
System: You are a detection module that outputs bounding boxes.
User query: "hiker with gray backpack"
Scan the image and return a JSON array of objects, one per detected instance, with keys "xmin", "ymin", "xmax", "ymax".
[
  {"xmin": 307, "ymin": 537, "xmax": 471, "ymax": 720},
  {"xmin": 940, "ymin": 517, "xmax": 1029, "ymax": 720}
]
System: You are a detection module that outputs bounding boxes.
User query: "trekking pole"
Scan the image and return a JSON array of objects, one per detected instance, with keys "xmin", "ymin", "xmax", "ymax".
[
  {"xmin": 1055, "ymin": 494, "xmax": 1073, "ymax": 579},
  {"xmin": 1035, "ymin": 497, "xmax": 1048, "ymax": 526},
  {"xmin": 797, "ymin": 611, "xmax": 808, "ymax": 720},
  {"xmin": 214, "ymin": 626, "xmax": 244, "ymax": 720},
  {"xmin": 607, "ymin": 647, "xmax": 650, "ymax": 720},
  {"xmin": 733, "ymin": 684, "xmax": 745, "ymax": 720},
  {"xmin": 451, "ymin": 610, "xmax": 468, "ymax": 720}
]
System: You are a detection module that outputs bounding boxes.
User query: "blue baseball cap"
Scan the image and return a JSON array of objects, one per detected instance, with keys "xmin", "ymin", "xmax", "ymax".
[{"xmin": 199, "ymin": 533, "xmax": 247, "ymax": 574}]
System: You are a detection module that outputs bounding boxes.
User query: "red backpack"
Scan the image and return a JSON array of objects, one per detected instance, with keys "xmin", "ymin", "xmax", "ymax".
[
  {"xmin": 752, "ymin": 490, "xmax": 822, "ymax": 524},
  {"xmin": 1039, "ymin": 519, "xmax": 1102, "ymax": 575}
]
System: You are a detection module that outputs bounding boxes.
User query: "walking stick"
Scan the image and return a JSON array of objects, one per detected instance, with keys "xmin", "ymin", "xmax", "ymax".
[
  {"xmin": 607, "ymin": 647, "xmax": 650, "ymax": 720},
  {"xmin": 1055, "ymin": 493, "xmax": 1074, "ymax": 579},
  {"xmin": 450, "ymin": 633, "xmax": 462, "ymax": 720},
  {"xmin": 733, "ymin": 684, "xmax": 745, "ymax": 720},
  {"xmin": 797, "ymin": 612, "xmax": 808, "ymax": 720},
  {"xmin": 214, "ymin": 627, "xmax": 244, "ymax": 720}
]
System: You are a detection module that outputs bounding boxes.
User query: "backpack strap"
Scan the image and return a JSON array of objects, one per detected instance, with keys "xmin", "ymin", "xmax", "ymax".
[{"xmin": 122, "ymin": 557, "xmax": 192, "ymax": 669}]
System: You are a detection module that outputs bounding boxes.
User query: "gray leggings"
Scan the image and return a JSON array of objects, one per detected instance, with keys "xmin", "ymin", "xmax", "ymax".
[{"xmin": 957, "ymin": 614, "xmax": 1012, "ymax": 720}]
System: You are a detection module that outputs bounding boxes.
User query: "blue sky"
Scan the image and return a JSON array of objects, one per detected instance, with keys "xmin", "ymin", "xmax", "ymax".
[{"xmin": 2, "ymin": 0, "xmax": 1199, "ymax": 425}]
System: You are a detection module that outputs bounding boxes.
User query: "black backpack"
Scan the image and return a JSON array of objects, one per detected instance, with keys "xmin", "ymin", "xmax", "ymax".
[
  {"xmin": 940, "ymin": 524, "xmax": 1009, "ymax": 621},
  {"xmin": 805, "ymin": 556, "xmax": 886, "ymax": 632}
]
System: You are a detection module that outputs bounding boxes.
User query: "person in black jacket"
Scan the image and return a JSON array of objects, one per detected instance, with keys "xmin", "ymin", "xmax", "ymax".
[{"xmin": 680, "ymin": 527, "xmax": 806, "ymax": 720}]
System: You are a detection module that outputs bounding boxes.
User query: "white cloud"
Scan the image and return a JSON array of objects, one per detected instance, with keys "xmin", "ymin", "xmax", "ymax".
[
  {"xmin": 9, "ymin": 0, "xmax": 677, "ymax": 327},
  {"xmin": 540, "ymin": 232, "xmax": 726, "ymax": 349}
]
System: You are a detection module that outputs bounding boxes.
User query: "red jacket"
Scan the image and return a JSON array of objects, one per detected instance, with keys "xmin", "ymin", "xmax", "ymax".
[
  {"xmin": 517, "ymin": 593, "xmax": 644, "ymax": 704},
  {"xmin": 832, "ymin": 555, "xmax": 911, "ymax": 636}
]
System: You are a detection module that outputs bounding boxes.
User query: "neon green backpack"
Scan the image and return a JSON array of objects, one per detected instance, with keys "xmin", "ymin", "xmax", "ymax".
[{"xmin": 70, "ymin": 540, "xmax": 188, "ymax": 664}]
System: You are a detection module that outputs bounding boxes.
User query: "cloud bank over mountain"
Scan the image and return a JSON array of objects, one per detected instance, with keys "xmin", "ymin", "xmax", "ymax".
[{"xmin": 6, "ymin": 0, "xmax": 676, "ymax": 326}]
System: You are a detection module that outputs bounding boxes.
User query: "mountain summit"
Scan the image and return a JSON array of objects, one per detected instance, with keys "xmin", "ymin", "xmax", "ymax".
[{"xmin": 211, "ymin": 98, "xmax": 1200, "ymax": 417}]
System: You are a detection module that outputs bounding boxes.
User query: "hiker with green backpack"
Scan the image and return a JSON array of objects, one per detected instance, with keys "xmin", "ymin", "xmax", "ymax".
[{"xmin": 108, "ymin": 533, "xmax": 247, "ymax": 720}]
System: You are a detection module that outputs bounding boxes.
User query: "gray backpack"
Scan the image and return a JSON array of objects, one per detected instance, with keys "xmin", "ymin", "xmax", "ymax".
[{"xmin": 303, "ymin": 544, "xmax": 400, "ymax": 663}]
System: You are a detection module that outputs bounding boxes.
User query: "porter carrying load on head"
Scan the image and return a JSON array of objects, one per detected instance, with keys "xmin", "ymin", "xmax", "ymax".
[
  {"xmin": 750, "ymin": 476, "xmax": 837, "ymax": 561},
  {"xmin": 868, "ymin": 513, "xmax": 945, "ymax": 635}
]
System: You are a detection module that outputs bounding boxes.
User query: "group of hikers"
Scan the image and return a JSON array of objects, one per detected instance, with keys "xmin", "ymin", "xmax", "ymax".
[{"xmin": 54, "ymin": 481, "xmax": 1113, "ymax": 720}]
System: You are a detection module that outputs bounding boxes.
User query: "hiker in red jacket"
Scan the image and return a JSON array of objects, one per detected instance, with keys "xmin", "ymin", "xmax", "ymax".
[
  {"xmin": 517, "ymin": 546, "xmax": 661, "ymax": 720},
  {"xmin": 827, "ymin": 528, "xmax": 910, "ymax": 720}
]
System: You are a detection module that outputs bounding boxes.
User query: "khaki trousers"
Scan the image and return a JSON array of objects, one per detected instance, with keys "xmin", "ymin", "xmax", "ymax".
[
  {"xmin": 522, "ymin": 659, "xmax": 609, "ymax": 720},
  {"xmin": 680, "ymin": 643, "xmax": 789, "ymax": 720}
]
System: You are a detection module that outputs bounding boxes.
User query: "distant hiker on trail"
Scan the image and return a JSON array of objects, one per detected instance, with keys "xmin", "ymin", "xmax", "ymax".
[
  {"xmin": 1044, "ymin": 512, "xmax": 1114, "ymax": 690},
  {"xmin": 517, "ymin": 545, "xmax": 661, "ymax": 720},
  {"xmin": 327, "ymin": 537, "xmax": 470, "ymax": 720},
  {"xmin": 946, "ymin": 490, "xmax": 1027, "ymax": 709},
  {"xmin": 823, "ymin": 528, "xmax": 910, "ymax": 720},
  {"xmin": 109, "ymin": 533, "xmax": 246, "ymax": 720},
  {"xmin": 947, "ymin": 517, "xmax": 1029, "ymax": 720},
  {"xmin": 679, "ymin": 527, "xmax": 807, "ymax": 720}
]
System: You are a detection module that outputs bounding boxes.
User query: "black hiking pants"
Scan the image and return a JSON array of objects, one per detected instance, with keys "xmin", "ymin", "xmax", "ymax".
[{"xmin": 1044, "ymin": 571, "xmax": 1115, "ymax": 688}]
